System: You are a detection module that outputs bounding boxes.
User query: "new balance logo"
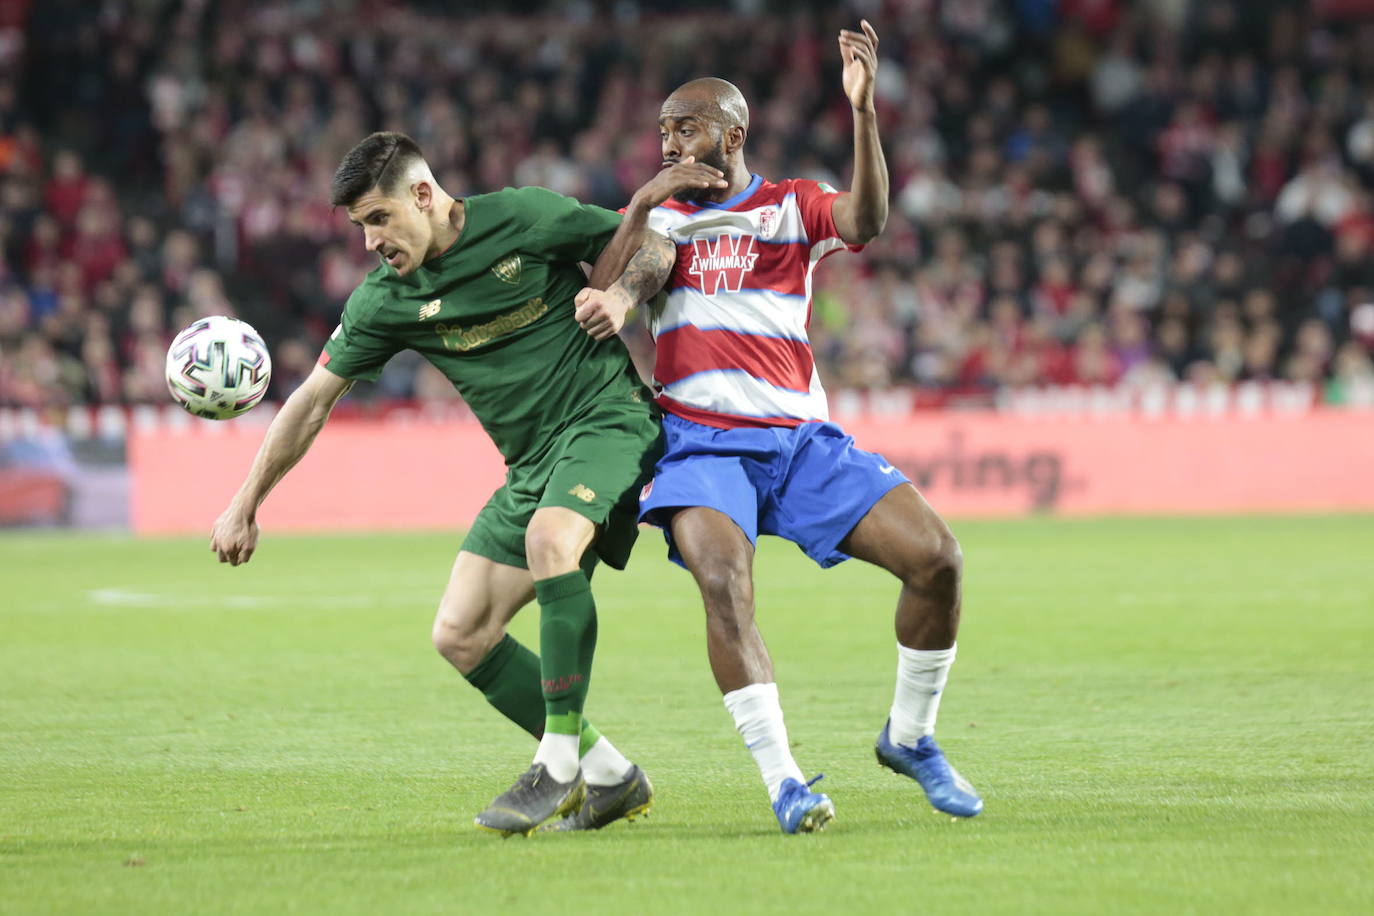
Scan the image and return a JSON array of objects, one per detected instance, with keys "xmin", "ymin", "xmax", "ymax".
[
  {"xmin": 689, "ymin": 235, "xmax": 759, "ymax": 295},
  {"xmin": 419, "ymin": 300, "xmax": 441, "ymax": 320}
]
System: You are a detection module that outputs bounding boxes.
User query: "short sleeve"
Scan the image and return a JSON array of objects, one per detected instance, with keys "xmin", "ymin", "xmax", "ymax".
[
  {"xmin": 792, "ymin": 179, "xmax": 865, "ymax": 253},
  {"xmin": 525, "ymin": 187, "xmax": 622, "ymax": 264},
  {"xmin": 318, "ymin": 286, "xmax": 401, "ymax": 382}
]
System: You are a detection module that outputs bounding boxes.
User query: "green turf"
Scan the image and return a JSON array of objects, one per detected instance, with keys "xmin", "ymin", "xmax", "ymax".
[{"xmin": 2, "ymin": 515, "xmax": 1372, "ymax": 915}]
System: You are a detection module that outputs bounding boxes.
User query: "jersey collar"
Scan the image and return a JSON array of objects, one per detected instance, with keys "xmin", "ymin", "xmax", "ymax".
[{"xmin": 695, "ymin": 174, "xmax": 763, "ymax": 211}]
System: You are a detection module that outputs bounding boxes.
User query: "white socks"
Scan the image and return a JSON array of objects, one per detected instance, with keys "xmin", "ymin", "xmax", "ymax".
[
  {"xmin": 580, "ymin": 736, "xmax": 633, "ymax": 786},
  {"xmin": 888, "ymin": 643, "xmax": 957, "ymax": 748},
  {"xmin": 533, "ymin": 734, "xmax": 633, "ymax": 786},
  {"xmin": 535, "ymin": 734, "xmax": 630, "ymax": 787},
  {"xmin": 532, "ymin": 731, "xmax": 581, "ymax": 782},
  {"xmin": 719, "ymin": 649, "xmax": 956, "ymax": 799},
  {"xmin": 723, "ymin": 682, "xmax": 805, "ymax": 802}
]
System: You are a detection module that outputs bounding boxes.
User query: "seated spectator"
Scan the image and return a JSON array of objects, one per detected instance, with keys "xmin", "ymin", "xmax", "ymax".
[{"xmin": 1, "ymin": 1, "xmax": 1371, "ymax": 410}]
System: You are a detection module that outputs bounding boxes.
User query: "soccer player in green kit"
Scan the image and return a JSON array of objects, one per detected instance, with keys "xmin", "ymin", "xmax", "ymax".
[{"xmin": 208, "ymin": 131, "xmax": 726, "ymax": 836}]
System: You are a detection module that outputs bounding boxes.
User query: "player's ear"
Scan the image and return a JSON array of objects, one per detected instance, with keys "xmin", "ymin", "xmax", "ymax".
[
  {"xmin": 726, "ymin": 125, "xmax": 746, "ymax": 154},
  {"xmin": 413, "ymin": 180, "xmax": 433, "ymax": 212}
]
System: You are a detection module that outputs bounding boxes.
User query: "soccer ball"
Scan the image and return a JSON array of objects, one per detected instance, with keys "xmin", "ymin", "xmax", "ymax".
[{"xmin": 165, "ymin": 316, "xmax": 272, "ymax": 420}]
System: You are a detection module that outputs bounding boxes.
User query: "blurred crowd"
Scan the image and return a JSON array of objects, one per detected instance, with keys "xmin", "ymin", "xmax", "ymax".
[{"xmin": 4, "ymin": 0, "xmax": 1374, "ymax": 409}]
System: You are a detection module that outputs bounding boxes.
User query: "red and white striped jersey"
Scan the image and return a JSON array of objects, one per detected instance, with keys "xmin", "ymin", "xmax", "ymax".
[{"xmin": 644, "ymin": 174, "xmax": 861, "ymax": 429}]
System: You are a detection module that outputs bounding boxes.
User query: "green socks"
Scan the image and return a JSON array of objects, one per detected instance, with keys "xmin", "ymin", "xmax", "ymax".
[
  {"xmin": 462, "ymin": 635, "xmax": 604, "ymax": 750},
  {"xmin": 462, "ymin": 633, "xmax": 544, "ymax": 737},
  {"xmin": 534, "ymin": 570, "xmax": 598, "ymax": 738}
]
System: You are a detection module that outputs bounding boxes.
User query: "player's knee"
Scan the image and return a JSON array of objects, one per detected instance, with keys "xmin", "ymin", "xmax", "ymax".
[
  {"xmin": 902, "ymin": 531, "xmax": 962, "ymax": 594},
  {"xmin": 692, "ymin": 554, "xmax": 754, "ymax": 620},
  {"xmin": 929, "ymin": 533, "xmax": 964, "ymax": 589},
  {"xmin": 939, "ymin": 532, "xmax": 964, "ymax": 576},
  {"xmin": 431, "ymin": 611, "xmax": 489, "ymax": 672},
  {"xmin": 523, "ymin": 523, "xmax": 579, "ymax": 576},
  {"xmin": 430, "ymin": 614, "xmax": 463, "ymax": 659}
]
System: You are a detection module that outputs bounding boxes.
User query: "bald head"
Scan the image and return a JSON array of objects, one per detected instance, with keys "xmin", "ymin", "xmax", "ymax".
[
  {"xmin": 662, "ymin": 78, "xmax": 749, "ymax": 134},
  {"xmin": 658, "ymin": 77, "xmax": 752, "ymax": 203}
]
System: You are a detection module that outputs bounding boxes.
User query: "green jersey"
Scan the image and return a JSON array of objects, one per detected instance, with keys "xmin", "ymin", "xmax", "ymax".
[{"xmin": 321, "ymin": 187, "xmax": 653, "ymax": 467}]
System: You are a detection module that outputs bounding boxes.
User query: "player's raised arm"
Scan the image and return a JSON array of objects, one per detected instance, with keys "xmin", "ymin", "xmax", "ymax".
[
  {"xmin": 831, "ymin": 19, "xmax": 889, "ymax": 246},
  {"xmin": 209, "ymin": 363, "xmax": 353, "ymax": 565}
]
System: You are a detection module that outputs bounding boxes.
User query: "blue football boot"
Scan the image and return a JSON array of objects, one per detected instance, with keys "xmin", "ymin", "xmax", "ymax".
[
  {"xmin": 772, "ymin": 774, "xmax": 835, "ymax": 834},
  {"xmin": 875, "ymin": 720, "xmax": 983, "ymax": 818}
]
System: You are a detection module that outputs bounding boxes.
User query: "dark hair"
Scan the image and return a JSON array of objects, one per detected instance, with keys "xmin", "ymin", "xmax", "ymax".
[{"xmin": 329, "ymin": 131, "xmax": 425, "ymax": 208}]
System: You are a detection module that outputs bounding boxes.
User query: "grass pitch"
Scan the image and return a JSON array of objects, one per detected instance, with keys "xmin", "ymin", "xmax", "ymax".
[{"xmin": 2, "ymin": 515, "xmax": 1372, "ymax": 915}]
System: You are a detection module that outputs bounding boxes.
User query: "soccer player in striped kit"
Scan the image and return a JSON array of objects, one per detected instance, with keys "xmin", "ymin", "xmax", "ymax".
[{"xmin": 576, "ymin": 20, "xmax": 982, "ymax": 833}]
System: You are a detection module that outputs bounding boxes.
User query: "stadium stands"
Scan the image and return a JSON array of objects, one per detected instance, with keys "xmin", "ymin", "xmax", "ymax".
[{"xmin": 3, "ymin": 0, "xmax": 1374, "ymax": 409}]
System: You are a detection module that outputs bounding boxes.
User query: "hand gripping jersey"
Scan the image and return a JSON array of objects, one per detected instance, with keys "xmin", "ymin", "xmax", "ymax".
[{"xmin": 644, "ymin": 174, "xmax": 861, "ymax": 429}]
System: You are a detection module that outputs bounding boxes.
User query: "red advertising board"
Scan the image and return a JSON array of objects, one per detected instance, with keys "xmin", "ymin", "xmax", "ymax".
[
  {"xmin": 842, "ymin": 410, "xmax": 1374, "ymax": 516},
  {"xmin": 126, "ymin": 408, "xmax": 1374, "ymax": 535}
]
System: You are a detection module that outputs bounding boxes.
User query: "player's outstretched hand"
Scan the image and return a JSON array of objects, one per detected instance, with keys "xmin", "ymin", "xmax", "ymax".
[
  {"xmin": 840, "ymin": 19, "xmax": 879, "ymax": 112},
  {"xmin": 633, "ymin": 156, "xmax": 728, "ymax": 211},
  {"xmin": 210, "ymin": 508, "xmax": 259, "ymax": 566},
  {"xmin": 574, "ymin": 286, "xmax": 634, "ymax": 340}
]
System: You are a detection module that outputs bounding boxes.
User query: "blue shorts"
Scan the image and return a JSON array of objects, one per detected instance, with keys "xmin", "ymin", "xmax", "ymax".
[{"xmin": 638, "ymin": 413, "xmax": 911, "ymax": 568}]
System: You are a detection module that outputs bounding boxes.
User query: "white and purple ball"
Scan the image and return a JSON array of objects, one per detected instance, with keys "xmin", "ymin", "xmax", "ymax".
[{"xmin": 165, "ymin": 316, "xmax": 272, "ymax": 420}]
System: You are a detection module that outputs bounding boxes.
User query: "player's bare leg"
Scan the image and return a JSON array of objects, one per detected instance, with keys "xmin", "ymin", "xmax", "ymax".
[
  {"xmin": 432, "ymin": 551, "xmax": 536, "ymax": 675},
  {"xmin": 671, "ymin": 507, "xmax": 771, "ymax": 693},
  {"xmin": 525, "ymin": 506, "xmax": 599, "ymax": 768},
  {"xmin": 672, "ymin": 507, "xmax": 833, "ymax": 833},
  {"xmin": 435, "ymin": 549, "xmax": 624, "ymax": 769},
  {"xmin": 839, "ymin": 483, "xmax": 982, "ymax": 817},
  {"xmin": 474, "ymin": 507, "xmax": 607, "ymax": 835},
  {"xmin": 839, "ymin": 483, "xmax": 962, "ymax": 651},
  {"xmin": 530, "ymin": 507, "xmax": 653, "ymax": 832},
  {"xmin": 435, "ymin": 548, "xmax": 641, "ymax": 834}
]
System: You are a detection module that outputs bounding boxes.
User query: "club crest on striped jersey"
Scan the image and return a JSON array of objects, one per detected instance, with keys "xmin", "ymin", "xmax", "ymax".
[
  {"xmin": 756, "ymin": 206, "xmax": 780, "ymax": 240},
  {"xmin": 689, "ymin": 235, "xmax": 759, "ymax": 295}
]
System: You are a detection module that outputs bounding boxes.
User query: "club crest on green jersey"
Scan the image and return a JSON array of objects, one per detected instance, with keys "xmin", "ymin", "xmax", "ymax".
[{"xmin": 491, "ymin": 255, "xmax": 522, "ymax": 285}]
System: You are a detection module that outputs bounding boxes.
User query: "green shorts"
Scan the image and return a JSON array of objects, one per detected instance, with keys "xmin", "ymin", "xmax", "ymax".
[{"xmin": 461, "ymin": 402, "xmax": 663, "ymax": 571}]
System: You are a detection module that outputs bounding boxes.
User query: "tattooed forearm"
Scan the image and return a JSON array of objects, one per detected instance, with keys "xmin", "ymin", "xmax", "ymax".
[
  {"xmin": 588, "ymin": 206, "xmax": 648, "ymax": 291},
  {"xmin": 611, "ymin": 231, "xmax": 675, "ymax": 305}
]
